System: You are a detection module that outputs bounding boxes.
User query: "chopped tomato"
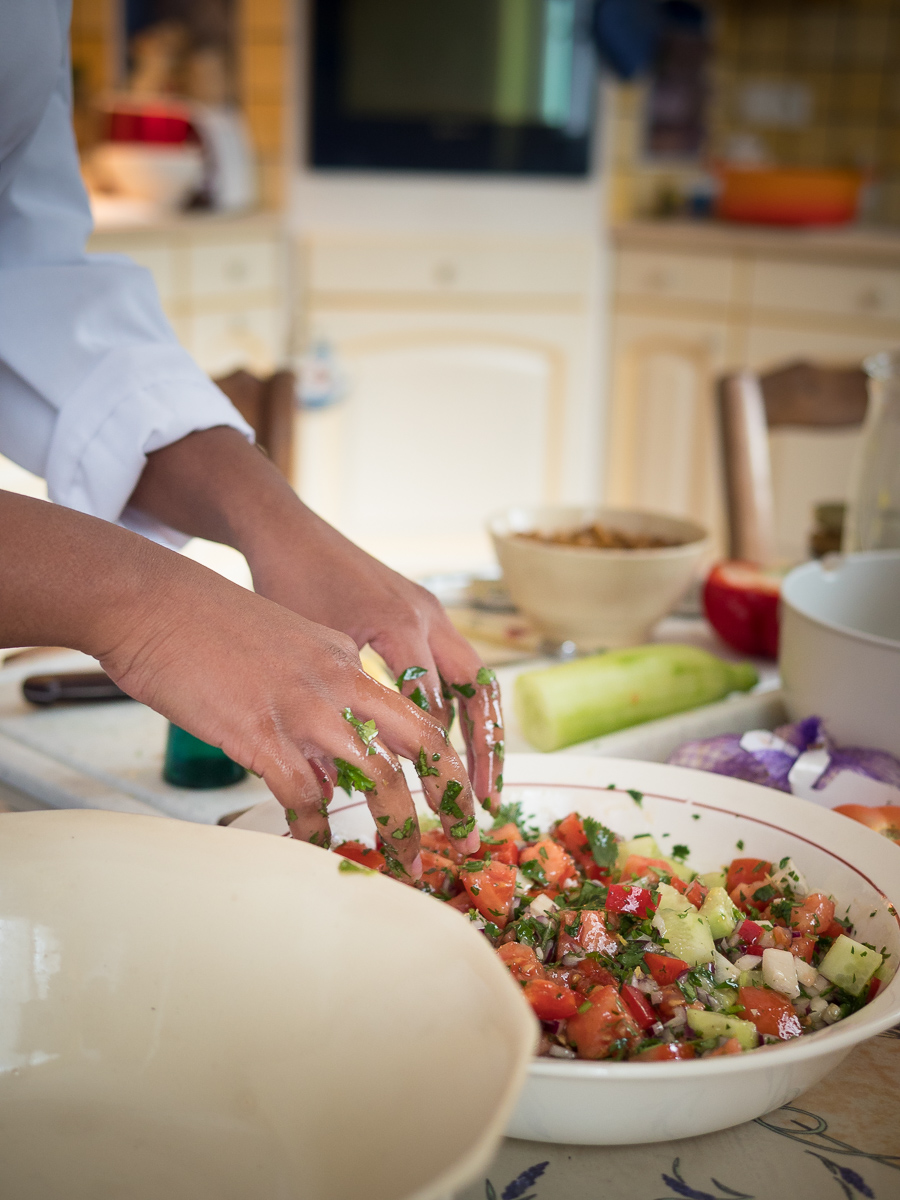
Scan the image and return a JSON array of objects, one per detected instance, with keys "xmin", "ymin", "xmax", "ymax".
[
  {"xmin": 573, "ymin": 958, "xmax": 617, "ymax": 994},
  {"xmin": 621, "ymin": 984, "xmax": 656, "ymax": 1031},
  {"xmin": 684, "ymin": 880, "xmax": 709, "ymax": 909},
  {"xmin": 620, "ymin": 855, "xmax": 673, "ymax": 883},
  {"xmin": 704, "ymin": 1037, "xmax": 743, "ymax": 1057},
  {"xmin": 789, "ymin": 935, "xmax": 816, "ymax": 963},
  {"xmin": 519, "ymin": 838, "xmax": 577, "ymax": 887},
  {"xmin": 460, "ymin": 858, "xmax": 517, "ymax": 928},
  {"xmin": 824, "ymin": 918, "xmax": 848, "ymax": 940},
  {"xmin": 566, "ymin": 984, "xmax": 641, "ymax": 1060},
  {"xmin": 772, "ymin": 926, "xmax": 792, "ymax": 950},
  {"xmin": 736, "ymin": 918, "xmax": 763, "ymax": 946},
  {"xmin": 643, "ymin": 952, "xmax": 690, "ymax": 987},
  {"xmin": 334, "ymin": 841, "xmax": 386, "ymax": 871},
  {"xmin": 630, "ymin": 1041, "xmax": 696, "ymax": 1062},
  {"xmin": 833, "ymin": 804, "xmax": 900, "ymax": 844},
  {"xmin": 730, "ymin": 879, "xmax": 775, "ymax": 915},
  {"xmin": 789, "ymin": 893, "xmax": 836, "ymax": 938},
  {"xmin": 420, "ymin": 829, "xmax": 466, "ymax": 864},
  {"xmin": 445, "ymin": 890, "xmax": 474, "ymax": 913},
  {"xmin": 473, "ymin": 823, "xmax": 521, "ymax": 867},
  {"xmin": 554, "ymin": 812, "xmax": 597, "ymax": 872},
  {"xmin": 523, "ymin": 978, "xmax": 580, "ymax": 1021},
  {"xmin": 726, "ymin": 858, "xmax": 772, "ymax": 894},
  {"xmin": 419, "ymin": 849, "xmax": 458, "ymax": 896},
  {"xmin": 738, "ymin": 985, "xmax": 802, "ymax": 1040},
  {"xmin": 668, "ymin": 876, "xmax": 689, "ymax": 895},
  {"xmin": 866, "ymin": 978, "xmax": 882, "ymax": 1003},
  {"xmin": 578, "ymin": 910, "xmax": 619, "ymax": 956},
  {"xmin": 605, "ymin": 883, "xmax": 655, "ymax": 918},
  {"xmin": 555, "ymin": 909, "xmax": 583, "ymax": 959},
  {"xmin": 497, "ymin": 942, "xmax": 546, "ymax": 982},
  {"xmin": 655, "ymin": 983, "xmax": 689, "ymax": 1021}
]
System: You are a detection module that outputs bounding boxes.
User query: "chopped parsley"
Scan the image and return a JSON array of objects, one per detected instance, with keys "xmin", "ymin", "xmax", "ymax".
[
  {"xmin": 439, "ymin": 780, "xmax": 464, "ymax": 819},
  {"xmin": 341, "ymin": 708, "xmax": 378, "ymax": 754},
  {"xmin": 582, "ymin": 816, "xmax": 618, "ymax": 870},
  {"xmin": 452, "ymin": 681, "xmax": 476, "ymax": 699},
  {"xmin": 284, "ymin": 808, "xmax": 298, "ymax": 824},
  {"xmin": 334, "ymin": 758, "xmax": 376, "ymax": 795},
  {"xmin": 671, "ymin": 844, "xmax": 690, "ymax": 862},
  {"xmin": 450, "ymin": 814, "xmax": 477, "ymax": 840},
  {"xmin": 736, "ymin": 839, "xmax": 745, "ymax": 851},
  {"xmin": 519, "ymin": 858, "xmax": 548, "ymax": 889},
  {"xmin": 476, "ymin": 667, "xmax": 496, "ymax": 686},
  {"xmin": 414, "ymin": 747, "xmax": 440, "ymax": 778},
  {"xmin": 396, "ymin": 666, "xmax": 427, "ymax": 689},
  {"xmin": 409, "ymin": 686, "xmax": 430, "ymax": 712},
  {"xmin": 391, "ymin": 817, "xmax": 416, "ymax": 841},
  {"xmin": 627, "ymin": 789, "xmax": 644, "ymax": 807},
  {"xmin": 495, "ymin": 774, "xmax": 504, "ymax": 792}
]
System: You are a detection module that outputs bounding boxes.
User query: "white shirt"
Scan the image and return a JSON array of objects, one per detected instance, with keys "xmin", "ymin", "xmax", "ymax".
[{"xmin": 0, "ymin": 0, "xmax": 253, "ymax": 544}]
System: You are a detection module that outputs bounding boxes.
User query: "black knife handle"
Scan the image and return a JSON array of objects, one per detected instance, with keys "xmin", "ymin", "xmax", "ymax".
[{"xmin": 22, "ymin": 672, "xmax": 129, "ymax": 706}]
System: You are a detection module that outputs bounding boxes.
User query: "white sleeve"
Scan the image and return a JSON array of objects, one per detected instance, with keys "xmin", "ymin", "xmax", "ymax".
[{"xmin": 0, "ymin": 33, "xmax": 254, "ymax": 546}]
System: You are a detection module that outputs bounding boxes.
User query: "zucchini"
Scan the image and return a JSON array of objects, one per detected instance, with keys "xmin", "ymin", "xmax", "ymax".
[
  {"xmin": 514, "ymin": 644, "xmax": 758, "ymax": 752},
  {"xmin": 656, "ymin": 907, "xmax": 716, "ymax": 966},
  {"xmin": 687, "ymin": 1010, "xmax": 758, "ymax": 1050},
  {"xmin": 699, "ymin": 887, "xmax": 741, "ymax": 939},
  {"xmin": 818, "ymin": 934, "xmax": 883, "ymax": 997}
]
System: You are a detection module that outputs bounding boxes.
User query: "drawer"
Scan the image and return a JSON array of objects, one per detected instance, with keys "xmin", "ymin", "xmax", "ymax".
[
  {"xmin": 615, "ymin": 249, "xmax": 734, "ymax": 306},
  {"xmin": 750, "ymin": 260, "xmax": 900, "ymax": 321},
  {"xmin": 306, "ymin": 238, "xmax": 590, "ymax": 296},
  {"xmin": 187, "ymin": 308, "xmax": 285, "ymax": 376},
  {"xmin": 188, "ymin": 239, "xmax": 279, "ymax": 298}
]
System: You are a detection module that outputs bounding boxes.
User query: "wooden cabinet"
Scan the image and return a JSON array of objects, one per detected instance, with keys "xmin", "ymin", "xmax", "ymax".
[
  {"xmin": 87, "ymin": 213, "xmax": 288, "ymax": 377},
  {"xmin": 607, "ymin": 222, "xmax": 900, "ymax": 561},
  {"xmin": 298, "ymin": 235, "xmax": 599, "ymax": 574}
]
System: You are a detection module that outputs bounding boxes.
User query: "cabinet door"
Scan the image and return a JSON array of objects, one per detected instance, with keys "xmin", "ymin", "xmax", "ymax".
[
  {"xmin": 605, "ymin": 312, "xmax": 729, "ymax": 556},
  {"xmin": 298, "ymin": 317, "xmax": 572, "ymax": 574}
]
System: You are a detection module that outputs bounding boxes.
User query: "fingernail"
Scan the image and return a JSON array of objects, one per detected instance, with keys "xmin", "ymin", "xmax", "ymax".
[
  {"xmin": 411, "ymin": 854, "xmax": 423, "ymax": 879},
  {"xmin": 464, "ymin": 831, "xmax": 480, "ymax": 854}
]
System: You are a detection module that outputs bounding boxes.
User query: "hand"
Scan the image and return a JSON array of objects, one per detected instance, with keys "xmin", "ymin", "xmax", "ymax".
[
  {"xmin": 0, "ymin": 491, "xmax": 480, "ymax": 877},
  {"xmin": 130, "ymin": 427, "xmax": 506, "ymax": 814}
]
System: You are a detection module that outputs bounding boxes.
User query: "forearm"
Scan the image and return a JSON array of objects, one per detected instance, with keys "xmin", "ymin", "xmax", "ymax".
[{"xmin": 0, "ymin": 489, "xmax": 192, "ymax": 662}]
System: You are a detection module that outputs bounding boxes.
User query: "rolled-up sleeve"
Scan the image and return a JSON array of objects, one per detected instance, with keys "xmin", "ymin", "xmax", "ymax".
[{"xmin": 0, "ymin": 13, "xmax": 253, "ymax": 544}]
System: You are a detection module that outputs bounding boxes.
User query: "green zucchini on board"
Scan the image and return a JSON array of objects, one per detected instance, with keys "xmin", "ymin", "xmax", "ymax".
[{"xmin": 514, "ymin": 643, "xmax": 758, "ymax": 752}]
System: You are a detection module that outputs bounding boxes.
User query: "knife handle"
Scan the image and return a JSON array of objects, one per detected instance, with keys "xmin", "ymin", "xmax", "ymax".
[{"xmin": 22, "ymin": 671, "xmax": 129, "ymax": 706}]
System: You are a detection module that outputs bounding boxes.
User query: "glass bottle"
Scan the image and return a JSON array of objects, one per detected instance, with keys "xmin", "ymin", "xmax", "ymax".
[
  {"xmin": 843, "ymin": 351, "xmax": 900, "ymax": 551},
  {"xmin": 163, "ymin": 724, "xmax": 246, "ymax": 789}
]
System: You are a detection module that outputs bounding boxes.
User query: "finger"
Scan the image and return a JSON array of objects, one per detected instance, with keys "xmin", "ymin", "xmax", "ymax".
[
  {"xmin": 346, "ymin": 681, "xmax": 480, "ymax": 855},
  {"xmin": 429, "ymin": 630, "xmax": 505, "ymax": 815},
  {"xmin": 370, "ymin": 631, "xmax": 454, "ymax": 731},
  {"xmin": 260, "ymin": 752, "xmax": 333, "ymax": 849},
  {"xmin": 327, "ymin": 729, "xmax": 423, "ymax": 880}
]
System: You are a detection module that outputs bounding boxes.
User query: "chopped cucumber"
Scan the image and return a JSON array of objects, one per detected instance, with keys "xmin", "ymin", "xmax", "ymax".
[
  {"xmin": 656, "ymin": 882, "xmax": 693, "ymax": 914},
  {"xmin": 739, "ymin": 968, "xmax": 764, "ymax": 988},
  {"xmin": 698, "ymin": 869, "xmax": 727, "ymax": 890},
  {"xmin": 616, "ymin": 836, "xmax": 663, "ymax": 869},
  {"xmin": 699, "ymin": 887, "xmax": 741, "ymax": 939},
  {"xmin": 687, "ymin": 1009, "xmax": 758, "ymax": 1050},
  {"xmin": 659, "ymin": 856, "xmax": 696, "ymax": 884},
  {"xmin": 656, "ymin": 907, "xmax": 716, "ymax": 966},
  {"xmin": 874, "ymin": 956, "xmax": 895, "ymax": 985},
  {"xmin": 818, "ymin": 934, "xmax": 883, "ymax": 997}
]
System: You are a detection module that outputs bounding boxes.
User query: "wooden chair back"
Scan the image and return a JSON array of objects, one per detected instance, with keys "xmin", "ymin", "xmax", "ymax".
[
  {"xmin": 718, "ymin": 361, "xmax": 868, "ymax": 564},
  {"xmin": 214, "ymin": 369, "xmax": 296, "ymax": 480}
]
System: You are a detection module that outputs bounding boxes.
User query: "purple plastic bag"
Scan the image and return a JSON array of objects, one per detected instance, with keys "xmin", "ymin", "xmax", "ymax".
[{"xmin": 668, "ymin": 716, "xmax": 900, "ymax": 806}]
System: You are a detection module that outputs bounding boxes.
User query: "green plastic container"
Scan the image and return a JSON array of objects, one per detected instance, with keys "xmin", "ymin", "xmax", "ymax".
[{"xmin": 163, "ymin": 724, "xmax": 246, "ymax": 789}]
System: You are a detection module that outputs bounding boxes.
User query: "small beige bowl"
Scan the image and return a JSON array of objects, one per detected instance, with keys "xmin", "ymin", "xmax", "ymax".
[{"xmin": 488, "ymin": 505, "xmax": 709, "ymax": 652}]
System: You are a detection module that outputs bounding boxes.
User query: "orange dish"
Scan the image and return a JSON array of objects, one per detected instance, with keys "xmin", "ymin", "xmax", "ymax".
[{"xmin": 715, "ymin": 166, "xmax": 866, "ymax": 226}]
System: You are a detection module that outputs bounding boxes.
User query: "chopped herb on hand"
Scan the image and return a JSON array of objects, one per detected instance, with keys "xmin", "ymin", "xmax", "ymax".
[
  {"xmin": 285, "ymin": 808, "xmax": 298, "ymax": 824},
  {"xmin": 334, "ymin": 758, "xmax": 377, "ymax": 796},
  {"xmin": 439, "ymin": 780, "xmax": 464, "ymax": 819},
  {"xmin": 415, "ymin": 747, "xmax": 440, "ymax": 778},
  {"xmin": 452, "ymin": 681, "xmax": 476, "ymax": 699},
  {"xmin": 409, "ymin": 686, "xmax": 430, "ymax": 712},
  {"xmin": 341, "ymin": 708, "xmax": 378, "ymax": 753},
  {"xmin": 450, "ymin": 814, "xmax": 477, "ymax": 840},
  {"xmin": 396, "ymin": 666, "xmax": 427, "ymax": 689},
  {"xmin": 476, "ymin": 667, "xmax": 496, "ymax": 686},
  {"xmin": 392, "ymin": 816, "xmax": 416, "ymax": 841}
]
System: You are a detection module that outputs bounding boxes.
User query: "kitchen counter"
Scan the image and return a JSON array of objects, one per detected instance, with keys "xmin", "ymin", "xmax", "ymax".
[{"xmin": 613, "ymin": 218, "xmax": 900, "ymax": 267}]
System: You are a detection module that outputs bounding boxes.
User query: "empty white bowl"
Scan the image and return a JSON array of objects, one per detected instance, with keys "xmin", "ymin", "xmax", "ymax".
[
  {"xmin": 488, "ymin": 506, "xmax": 708, "ymax": 652},
  {"xmin": 0, "ymin": 810, "xmax": 535, "ymax": 1197},
  {"xmin": 237, "ymin": 754, "xmax": 900, "ymax": 1146},
  {"xmin": 780, "ymin": 551, "xmax": 900, "ymax": 755}
]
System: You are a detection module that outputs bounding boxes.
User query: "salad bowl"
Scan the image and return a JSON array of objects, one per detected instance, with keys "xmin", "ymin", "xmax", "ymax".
[
  {"xmin": 237, "ymin": 754, "xmax": 900, "ymax": 1145},
  {"xmin": 0, "ymin": 809, "xmax": 535, "ymax": 1197}
]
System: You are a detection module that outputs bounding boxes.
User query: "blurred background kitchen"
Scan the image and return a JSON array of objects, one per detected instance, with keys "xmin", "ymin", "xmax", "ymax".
[{"xmin": 3, "ymin": 0, "xmax": 899, "ymax": 622}]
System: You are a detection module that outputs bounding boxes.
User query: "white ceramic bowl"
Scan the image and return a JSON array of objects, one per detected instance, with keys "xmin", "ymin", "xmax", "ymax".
[
  {"xmin": 0, "ymin": 810, "xmax": 535, "ymax": 1198},
  {"xmin": 237, "ymin": 753, "xmax": 900, "ymax": 1146},
  {"xmin": 87, "ymin": 143, "xmax": 205, "ymax": 208},
  {"xmin": 780, "ymin": 551, "xmax": 900, "ymax": 756},
  {"xmin": 488, "ymin": 506, "xmax": 709, "ymax": 652}
]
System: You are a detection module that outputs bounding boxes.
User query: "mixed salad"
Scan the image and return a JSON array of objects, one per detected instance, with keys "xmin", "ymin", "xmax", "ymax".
[{"xmin": 336, "ymin": 801, "xmax": 891, "ymax": 1061}]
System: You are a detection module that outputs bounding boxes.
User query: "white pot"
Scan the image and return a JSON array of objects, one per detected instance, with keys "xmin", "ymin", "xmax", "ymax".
[{"xmin": 780, "ymin": 551, "xmax": 900, "ymax": 756}]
